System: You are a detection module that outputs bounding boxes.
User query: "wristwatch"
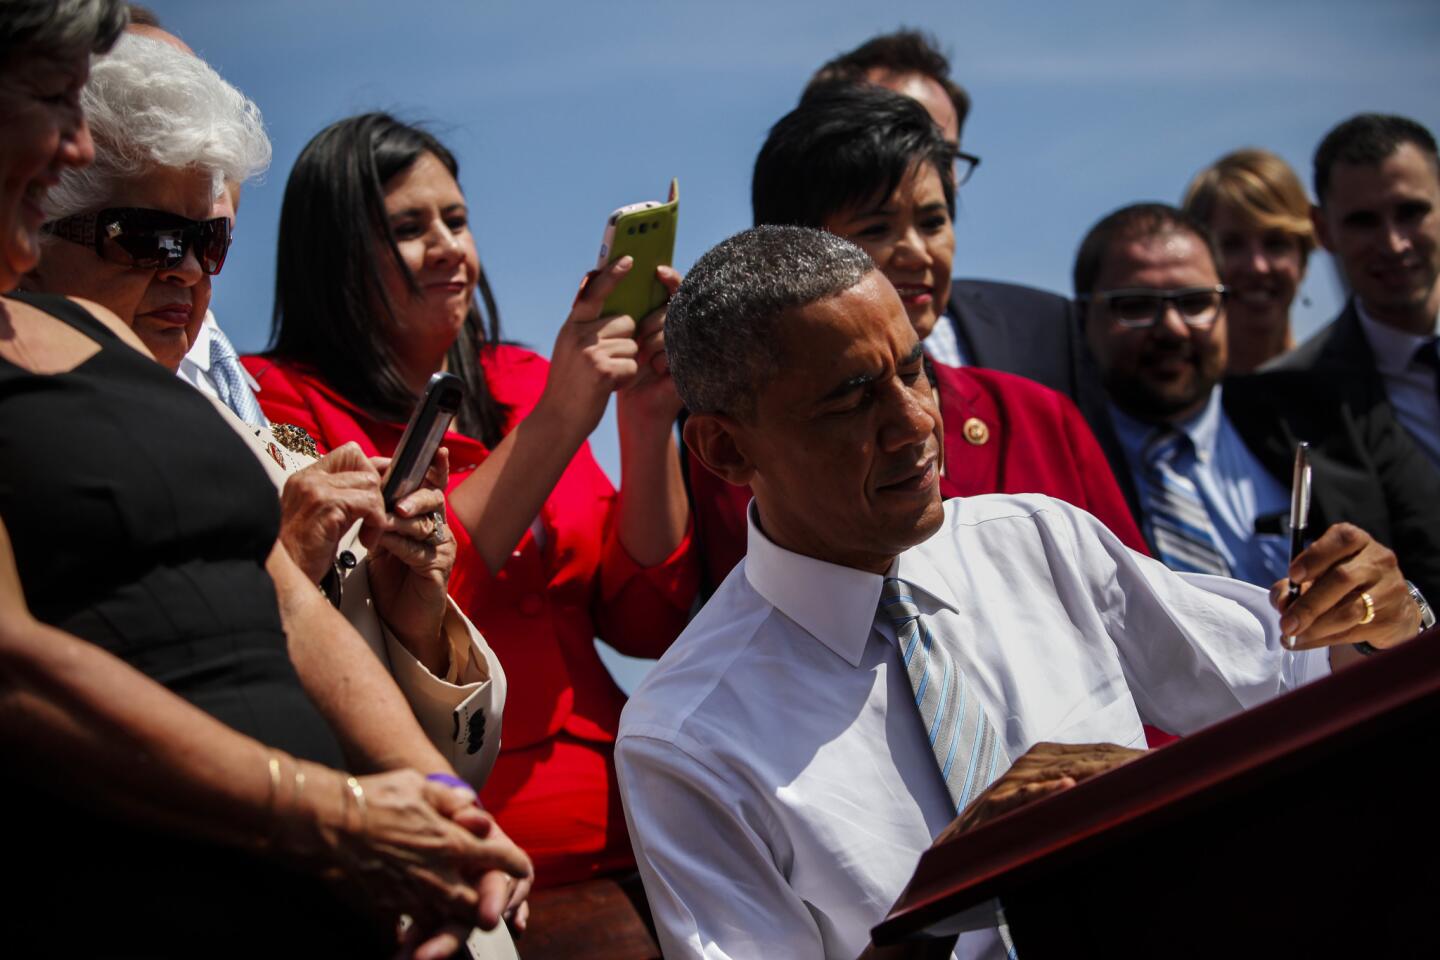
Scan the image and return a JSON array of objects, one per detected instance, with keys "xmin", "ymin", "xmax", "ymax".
[
  {"xmin": 1410, "ymin": 580, "xmax": 1436, "ymax": 632},
  {"xmin": 1355, "ymin": 581, "xmax": 1435, "ymax": 656}
]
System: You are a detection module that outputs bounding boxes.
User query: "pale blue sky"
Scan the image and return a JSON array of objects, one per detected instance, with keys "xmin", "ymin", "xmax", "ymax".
[
  {"xmin": 146, "ymin": 0, "xmax": 1440, "ymax": 684},
  {"xmin": 153, "ymin": 0, "xmax": 1440, "ymax": 479}
]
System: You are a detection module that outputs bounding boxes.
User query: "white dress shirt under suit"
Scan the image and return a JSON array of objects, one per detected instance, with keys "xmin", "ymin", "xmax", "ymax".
[{"xmin": 616, "ymin": 495, "xmax": 1327, "ymax": 960}]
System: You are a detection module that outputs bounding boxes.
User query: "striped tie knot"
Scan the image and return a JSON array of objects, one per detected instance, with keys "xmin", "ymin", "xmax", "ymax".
[
  {"xmin": 1143, "ymin": 427, "xmax": 1191, "ymax": 472},
  {"xmin": 879, "ymin": 576, "xmax": 921, "ymax": 626}
]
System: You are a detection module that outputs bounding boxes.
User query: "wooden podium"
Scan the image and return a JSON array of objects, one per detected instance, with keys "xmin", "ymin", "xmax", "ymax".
[{"xmin": 872, "ymin": 627, "xmax": 1440, "ymax": 958}]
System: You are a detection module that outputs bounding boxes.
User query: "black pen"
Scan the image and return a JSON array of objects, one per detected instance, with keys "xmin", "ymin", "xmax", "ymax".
[{"xmin": 1286, "ymin": 442, "xmax": 1312, "ymax": 607}]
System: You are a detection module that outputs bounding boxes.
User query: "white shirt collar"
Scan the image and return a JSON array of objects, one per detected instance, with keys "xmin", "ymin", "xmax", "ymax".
[
  {"xmin": 743, "ymin": 500, "xmax": 961, "ymax": 667},
  {"xmin": 1169, "ymin": 383, "xmax": 1224, "ymax": 465},
  {"xmin": 1355, "ymin": 299, "xmax": 1440, "ymax": 375}
]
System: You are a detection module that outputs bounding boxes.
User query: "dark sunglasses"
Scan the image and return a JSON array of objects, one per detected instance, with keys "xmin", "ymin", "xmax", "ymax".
[{"xmin": 43, "ymin": 207, "xmax": 232, "ymax": 275}]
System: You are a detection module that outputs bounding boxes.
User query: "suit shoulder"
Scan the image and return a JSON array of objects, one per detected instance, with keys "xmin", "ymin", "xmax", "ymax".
[
  {"xmin": 951, "ymin": 278, "xmax": 1074, "ymax": 316},
  {"xmin": 1267, "ymin": 305, "xmax": 1366, "ymax": 374},
  {"xmin": 1268, "ymin": 322, "xmax": 1336, "ymax": 372}
]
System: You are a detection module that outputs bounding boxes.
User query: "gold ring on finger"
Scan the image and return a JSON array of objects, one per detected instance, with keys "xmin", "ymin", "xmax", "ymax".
[{"xmin": 1358, "ymin": 591, "xmax": 1376, "ymax": 625}]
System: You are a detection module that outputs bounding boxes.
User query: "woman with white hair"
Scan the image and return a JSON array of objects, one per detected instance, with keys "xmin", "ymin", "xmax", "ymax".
[
  {"xmin": 1, "ymin": 7, "xmax": 527, "ymax": 954},
  {"xmin": 28, "ymin": 30, "xmax": 263, "ymax": 367},
  {"xmin": 30, "ymin": 29, "xmax": 521, "ymax": 803}
]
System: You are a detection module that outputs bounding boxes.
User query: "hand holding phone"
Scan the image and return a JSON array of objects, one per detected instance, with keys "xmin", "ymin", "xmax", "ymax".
[
  {"xmin": 382, "ymin": 372, "xmax": 464, "ymax": 511},
  {"xmin": 595, "ymin": 178, "xmax": 678, "ymax": 320}
]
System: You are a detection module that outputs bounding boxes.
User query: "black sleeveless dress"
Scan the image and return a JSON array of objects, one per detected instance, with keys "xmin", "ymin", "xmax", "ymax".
[{"xmin": 0, "ymin": 293, "xmax": 384, "ymax": 955}]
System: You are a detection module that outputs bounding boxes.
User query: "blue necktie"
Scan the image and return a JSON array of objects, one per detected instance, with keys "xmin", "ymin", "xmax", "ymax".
[
  {"xmin": 878, "ymin": 577, "xmax": 1008, "ymax": 814},
  {"xmin": 208, "ymin": 326, "xmax": 267, "ymax": 428},
  {"xmin": 1143, "ymin": 428, "xmax": 1230, "ymax": 576}
]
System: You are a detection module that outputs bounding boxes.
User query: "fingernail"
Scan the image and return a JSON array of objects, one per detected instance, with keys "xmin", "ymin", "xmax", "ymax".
[{"xmin": 617, "ymin": 255, "xmax": 634, "ymax": 270}]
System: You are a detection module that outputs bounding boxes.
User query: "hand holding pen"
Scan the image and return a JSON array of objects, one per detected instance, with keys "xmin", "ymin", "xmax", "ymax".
[
  {"xmin": 1271, "ymin": 441, "xmax": 1423, "ymax": 652},
  {"xmin": 1285, "ymin": 443, "xmax": 1311, "ymax": 616}
]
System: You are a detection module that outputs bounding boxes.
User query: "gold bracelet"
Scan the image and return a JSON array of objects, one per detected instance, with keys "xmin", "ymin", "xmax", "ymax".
[
  {"xmin": 262, "ymin": 753, "xmax": 282, "ymax": 849},
  {"xmin": 344, "ymin": 776, "xmax": 367, "ymax": 834}
]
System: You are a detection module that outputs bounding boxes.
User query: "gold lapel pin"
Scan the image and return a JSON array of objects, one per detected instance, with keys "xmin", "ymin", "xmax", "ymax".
[{"xmin": 962, "ymin": 417, "xmax": 990, "ymax": 445}]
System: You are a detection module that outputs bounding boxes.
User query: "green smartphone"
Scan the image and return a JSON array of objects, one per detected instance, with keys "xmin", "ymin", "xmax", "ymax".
[{"xmin": 595, "ymin": 178, "xmax": 678, "ymax": 319}]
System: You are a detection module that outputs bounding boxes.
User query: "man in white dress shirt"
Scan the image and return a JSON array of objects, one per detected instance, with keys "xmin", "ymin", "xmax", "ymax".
[{"xmin": 615, "ymin": 225, "xmax": 1420, "ymax": 960}]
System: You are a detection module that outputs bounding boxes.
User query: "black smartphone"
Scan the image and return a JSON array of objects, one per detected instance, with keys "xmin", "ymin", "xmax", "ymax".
[{"xmin": 382, "ymin": 372, "xmax": 464, "ymax": 511}]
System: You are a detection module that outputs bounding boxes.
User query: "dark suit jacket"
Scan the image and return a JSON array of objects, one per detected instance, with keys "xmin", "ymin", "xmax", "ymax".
[
  {"xmin": 945, "ymin": 279, "xmax": 1131, "ymax": 510},
  {"xmin": 1268, "ymin": 299, "xmax": 1377, "ymax": 382},
  {"xmin": 1102, "ymin": 370, "xmax": 1440, "ymax": 601}
]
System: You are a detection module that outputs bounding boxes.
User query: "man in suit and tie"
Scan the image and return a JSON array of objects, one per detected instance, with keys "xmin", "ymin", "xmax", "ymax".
[
  {"xmin": 1273, "ymin": 114, "xmax": 1440, "ymax": 470},
  {"xmin": 1075, "ymin": 201, "xmax": 1440, "ymax": 616},
  {"xmin": 802, "ymin": 30, "xmax": 1114, "ymax": 443}
]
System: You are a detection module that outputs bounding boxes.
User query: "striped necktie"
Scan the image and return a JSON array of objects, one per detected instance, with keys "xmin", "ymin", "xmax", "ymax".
[
  {"xmin": 878, "ymin": 577, "xmax": 1008, "ymax": 814},
  {"xmin": 1142, "ymin": 428, "xmax": 1230, "ymax": 576},
  {"xmin": 208, "ymin": 326, "xmax": 267, "ymax": 428}
]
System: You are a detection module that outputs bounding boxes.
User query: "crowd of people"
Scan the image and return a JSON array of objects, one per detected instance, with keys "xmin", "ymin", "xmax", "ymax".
[{"xmin": 2, "ymin": 1, "xmax": 1437, "ymax": 958}]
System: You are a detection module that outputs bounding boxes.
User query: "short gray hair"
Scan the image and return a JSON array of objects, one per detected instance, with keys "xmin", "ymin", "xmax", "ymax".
[
  {"xmin": 44, "ymin": 33, "xmax": 271, "ymax": 218},
  {"xmin": 0, "ymin": 0, "xmax": 127, "ymax": 67},
  {"xmin": 667, "ymin": 225, "xmax": 873, "ymax": 418}
]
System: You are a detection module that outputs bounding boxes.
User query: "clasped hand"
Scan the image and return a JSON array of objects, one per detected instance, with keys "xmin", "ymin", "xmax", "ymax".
[{"xmin": 311, "ymin": 769, "xmax": 531, "ymax": 957}]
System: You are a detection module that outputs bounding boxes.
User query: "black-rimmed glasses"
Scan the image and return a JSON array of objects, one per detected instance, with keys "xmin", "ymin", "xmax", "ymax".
[
  {"xmin": 954, "ymin": 150, "xmax": 981, "ymax": 188},
  {"xmin": 1084, "ymin": 285, "xmax": 1226, "ymax": 329},
  {"xmin": 43, "ymin": 207, "xmax": 232, "ymax": 276}
]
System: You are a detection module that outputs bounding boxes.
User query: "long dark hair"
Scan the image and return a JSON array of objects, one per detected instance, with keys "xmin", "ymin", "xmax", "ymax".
[{"xmin": 269, "ymin": 112, "xmax": 507, "ymax": 448}]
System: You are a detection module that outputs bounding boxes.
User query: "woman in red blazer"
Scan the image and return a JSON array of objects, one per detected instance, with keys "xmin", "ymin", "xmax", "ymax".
[
  {"xmin": 246, "ymin": 114, "xmax": 697, "ymax": 888},
  {"xmin": 694, "ymin": 85, "xmax": 1147, "ymax": 586}
]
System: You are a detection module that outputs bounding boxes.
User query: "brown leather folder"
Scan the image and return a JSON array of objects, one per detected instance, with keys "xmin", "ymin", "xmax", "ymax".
[{"xmin": 873, "ymin": 627, "xmax": 1440, "ymax": 958}]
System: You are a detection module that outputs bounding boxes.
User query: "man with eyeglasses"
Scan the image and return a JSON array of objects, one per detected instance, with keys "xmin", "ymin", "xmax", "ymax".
[
  {"xmin": 1076, "ymin": 202, "xmax": 1440, "ymax": 625},
  {"xmin": 802, "ymin": 31, "xmax": 1117, "ymax": 469}
]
